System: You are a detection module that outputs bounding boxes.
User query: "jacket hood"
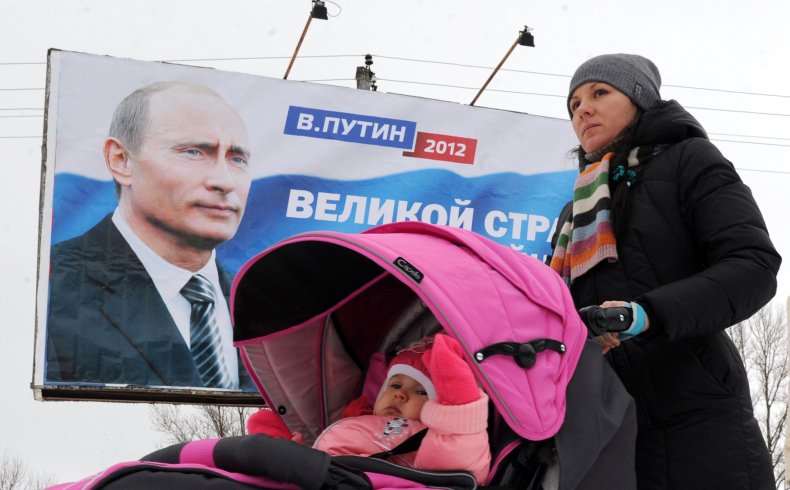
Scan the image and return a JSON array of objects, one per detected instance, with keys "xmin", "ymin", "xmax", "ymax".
[{"xmin": 634, "ymin": 99, "xmax": 708, "ymax": 147}]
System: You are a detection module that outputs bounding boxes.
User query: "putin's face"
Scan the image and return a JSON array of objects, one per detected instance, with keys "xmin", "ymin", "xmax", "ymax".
[{"xmin": 116, "ymin": 87, "xmax": 251, "ymax": 252}]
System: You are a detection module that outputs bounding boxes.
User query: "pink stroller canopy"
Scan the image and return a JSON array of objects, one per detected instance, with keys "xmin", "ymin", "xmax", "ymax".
[{"xmin": 231, "ymin": 222, "xmax": 587, "ymax": 441}]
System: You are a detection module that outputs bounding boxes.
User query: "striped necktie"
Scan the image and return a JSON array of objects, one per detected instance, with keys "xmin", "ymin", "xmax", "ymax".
[{"xmin": 180, "ymin": 274, "xmax": 233, "ymax": 389}]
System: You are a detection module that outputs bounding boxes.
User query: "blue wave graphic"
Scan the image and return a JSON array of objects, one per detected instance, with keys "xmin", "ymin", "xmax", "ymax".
[{"xmin": 51, "ymin": 169, "xmax": 575, "ymax": 274}]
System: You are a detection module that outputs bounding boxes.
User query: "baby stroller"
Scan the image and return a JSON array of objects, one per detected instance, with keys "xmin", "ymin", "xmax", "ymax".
[
  {"xmin": 228, "ymin": 221, "xmax": 636, "ymax": 489},
  {"xmin": 50, "ymin": 222, "xmax": 635, "ymax": 490}
]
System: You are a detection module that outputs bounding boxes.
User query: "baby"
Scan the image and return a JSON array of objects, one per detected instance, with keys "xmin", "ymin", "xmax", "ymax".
[{"xmin": 247, "ymin": 334, "xmax": 490, "ymax": 483}]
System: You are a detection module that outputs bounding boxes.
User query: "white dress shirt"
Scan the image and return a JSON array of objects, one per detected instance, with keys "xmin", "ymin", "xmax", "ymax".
[{"xmin": 112, "ymin": 210, "xmax": 239, "ymax": 388}]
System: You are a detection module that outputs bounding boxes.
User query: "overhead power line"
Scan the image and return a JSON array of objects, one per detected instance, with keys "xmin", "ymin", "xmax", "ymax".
[
  {"xmin": 710, "ymin": 139, "xmax": 790, "ymax": 148},
  {"xmin": 301, "ymin": 78, "xmax": 355, "ymax": 83},
  {"xmin": 377, "ymin": 78, "xmax": 790, "ymax": 117},
  {"xmin": 4, "ymin": 77, "xmax": 790, "ymax": 113},
  {"xmin": 2, "ymin": 55, "xmax": 789, "ymax": 153},
  {"xmin": 1, "ymin": 53, "xmax": 788, "ymax": 99},
  {"xmin": 737, "ymin": 167, "xmax": 790, "ymax": 175},
  {"xmin": 0, "ymin": 55, "xmax": 362, "ymax": 66},
  {"xmin": 708, "ymin": 132, "xmax": 790, "ymax": 141},
  {"xmin": 6, "ymin": 76, "xmax": 786, "ymax": 117},
  {"xmin": 166, "ymin": 54, "xmax": 362, "ymax": 63},
  {"xmin": 372, "ymin": 55, "xmax": 790, "ymax": 99},
  {"xmin": 686, "ymin": 106, "xmax": 790, "ymax": 117},
  {"xmin": 666, "ymin": 84, "xmax": 790, "ymax": 98},
  {"xmin": 377, "ymin": 54, "xmax": 570, "ymax": 78}
]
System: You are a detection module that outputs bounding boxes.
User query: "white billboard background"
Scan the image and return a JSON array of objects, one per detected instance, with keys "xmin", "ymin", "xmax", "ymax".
[{"xmin": 35, "ymin": 50, "xmax": 577, "ymax": 397}]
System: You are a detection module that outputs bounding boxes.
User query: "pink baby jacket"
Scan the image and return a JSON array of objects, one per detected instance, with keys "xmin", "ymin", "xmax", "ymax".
[{"xmin": 313, "ymin": 392, "xmax": 490, "ymax": 483}]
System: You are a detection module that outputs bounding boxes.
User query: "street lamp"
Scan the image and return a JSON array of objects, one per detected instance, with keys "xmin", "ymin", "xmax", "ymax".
[
  {"xmin": 284, "ymin": 0, "xmax": 329, "ymax": 79},
  {"xmin": 470, "ymin": 26, "xmax": 535, "ymax": 106}
]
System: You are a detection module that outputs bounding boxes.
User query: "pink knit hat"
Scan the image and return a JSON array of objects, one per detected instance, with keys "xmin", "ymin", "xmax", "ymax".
[{"xmin": 379, "ymin": 338, "xmax": 437, "ymax": 401}]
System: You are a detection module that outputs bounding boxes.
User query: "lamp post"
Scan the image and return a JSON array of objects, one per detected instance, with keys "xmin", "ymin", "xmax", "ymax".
[
  {"xmin": 470, "ymin": 26, "xmax": 534, "ymax": 106},
  {"xmin": 284, "ymin": 0, "xmax": 328, "ymax": 80}
]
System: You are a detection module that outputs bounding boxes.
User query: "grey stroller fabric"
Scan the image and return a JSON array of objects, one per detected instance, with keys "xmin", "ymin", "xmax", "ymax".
[{"xmin": 555, "ymin": 340, "xmax": 637, "ymax": 489}]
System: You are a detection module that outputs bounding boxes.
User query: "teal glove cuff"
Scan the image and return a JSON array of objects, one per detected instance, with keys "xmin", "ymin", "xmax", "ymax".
[{"xmin": 619, "ymin": 302, "xmax": 647, "ymax": 340}]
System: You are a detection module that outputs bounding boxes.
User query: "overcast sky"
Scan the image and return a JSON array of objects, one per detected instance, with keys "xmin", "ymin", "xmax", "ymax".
[{"xmin": 1, "ymin": 0, "xmax": 789, "ymax": 483}]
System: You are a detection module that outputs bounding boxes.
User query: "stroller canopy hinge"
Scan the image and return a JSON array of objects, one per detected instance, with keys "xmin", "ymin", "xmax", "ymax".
[{"xmin": 475, "ymin": 339, "xmax": 566, "ymax": 368}]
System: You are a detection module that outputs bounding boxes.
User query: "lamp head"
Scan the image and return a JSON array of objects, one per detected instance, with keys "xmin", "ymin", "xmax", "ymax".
[
  {"xmin": 311, "ymin": 0, "xmax": 328, "ymax": 20},
  {"xmin": 518, "ymin": 26, "xmax": 535, "ymax": 47}
]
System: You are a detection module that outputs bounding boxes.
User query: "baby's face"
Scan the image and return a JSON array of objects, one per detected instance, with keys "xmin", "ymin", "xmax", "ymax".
[{"xmin": 373, "ymin": 374, "xmax": 430, "ymax": 420}]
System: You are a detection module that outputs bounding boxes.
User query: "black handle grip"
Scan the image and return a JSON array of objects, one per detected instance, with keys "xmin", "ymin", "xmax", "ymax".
[{"xmin": 578, "ymin": 305, "xmax": 632, "ymax": 336}]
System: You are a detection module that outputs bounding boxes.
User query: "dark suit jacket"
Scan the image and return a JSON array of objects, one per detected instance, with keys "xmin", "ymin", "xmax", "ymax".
[{"xmin": 45, "ymin": 214, "xmax": 253, "ymax": 389}]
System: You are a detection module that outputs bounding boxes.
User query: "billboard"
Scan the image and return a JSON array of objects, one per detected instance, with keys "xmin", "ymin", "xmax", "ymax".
[{"xmin": 33, "ymin": 49, "xmax": 577, "ymax": 403}]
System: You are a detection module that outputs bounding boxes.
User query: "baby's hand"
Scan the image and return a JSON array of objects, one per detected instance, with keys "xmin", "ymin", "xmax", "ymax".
[
  {"xmin": 247, "ymin": 407, "xmax": 292, "ymax": 439},
  {"xmin": 422, "ymin": 334, "xmax": 480, "ymax": 406}
]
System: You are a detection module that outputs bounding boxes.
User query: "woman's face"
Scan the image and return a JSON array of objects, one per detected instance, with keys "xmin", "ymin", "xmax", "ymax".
[{"xmin": 569, "ymin": 82, "xmax": 638, "ymax": 154}]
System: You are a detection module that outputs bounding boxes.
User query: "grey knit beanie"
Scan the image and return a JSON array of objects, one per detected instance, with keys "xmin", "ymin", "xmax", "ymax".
[{"xmin": 567, "ymin": 53, "xmax": 661, "ymax": 117}]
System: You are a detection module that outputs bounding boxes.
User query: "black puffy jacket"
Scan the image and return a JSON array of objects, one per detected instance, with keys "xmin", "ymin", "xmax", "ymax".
[{"xmin": 562, "ymin": 101, "xmax": 781, "ymax": 489}]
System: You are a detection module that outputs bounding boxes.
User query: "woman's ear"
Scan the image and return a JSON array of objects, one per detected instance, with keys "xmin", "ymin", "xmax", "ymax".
[{"xmin": 104, "ymin": 137, "xmax": 132, "ymax": 186}]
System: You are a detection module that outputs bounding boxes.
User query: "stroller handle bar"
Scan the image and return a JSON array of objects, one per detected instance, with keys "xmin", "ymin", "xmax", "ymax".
[
  {"xmin": 475, "ymin": 339, "xmax": 566, "ymax": 368},
  {"xmin": 578, "ymin": 305, "xmax": 633, "ymax": 337}
]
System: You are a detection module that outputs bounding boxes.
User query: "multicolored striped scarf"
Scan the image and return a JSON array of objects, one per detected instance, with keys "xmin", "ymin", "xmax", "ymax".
[
  {"xmin": 549, "ymin": 153, "xmax": 618, "ymax": 285},
  {"xmin": 550, "ymin": 145, "xmax": 663, "ymax": 285}
]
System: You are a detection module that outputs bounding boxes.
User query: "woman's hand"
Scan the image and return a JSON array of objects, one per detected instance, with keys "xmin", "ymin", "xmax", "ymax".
[
  {"xmin": 595, "ymin": 331, "xmax": 621, "ymax": 355},
  {"xmin": 594, "ymin": 301, "xmax": 650, "ymax": 354}
]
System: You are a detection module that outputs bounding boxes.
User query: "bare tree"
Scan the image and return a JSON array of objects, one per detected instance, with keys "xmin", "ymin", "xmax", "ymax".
[
  {"xmin": 729, "ymin": 301, "xmax": 788, "ymax": 489},
  {"xmin": 149, "ymin": 404, "xmax": 259, "ymax": 446},
  {"xmin": 0, "ymin": 453, "xmax": 24, "ymax": 490},
  {"xmin": 0, "ymin": 452, "xmax": 56, "ymax": 490},
  {"xmin": 785, "ymin": 295, "xmax": 790, "ymax": 490},
  {"xmin": 22, "ymin": 471, "xmax": 57, "ymax": 490}
]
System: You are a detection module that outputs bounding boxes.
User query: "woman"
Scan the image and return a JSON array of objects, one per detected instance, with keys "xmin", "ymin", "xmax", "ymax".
[{"xmin": 549, "ymin": 53, "xmax": 781, "ymax": 489}]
